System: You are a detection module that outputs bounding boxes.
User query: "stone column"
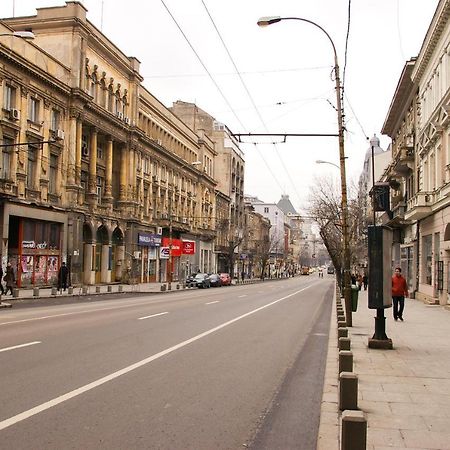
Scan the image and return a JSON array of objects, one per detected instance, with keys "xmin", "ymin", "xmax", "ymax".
[
  {"xmin": 104, "ymin": 136, "xmax": 113, "ymax": 202},
  {"xmin": 75, "ymin": 118, "xmax": 82, "ymax": 185},
  {"xmin": 119, "ymin": 144, "xmax": 128, "ymax": 201},
  {"xmin": 88, "ymin": 127, "xmax": 97, "ymax": 194}
]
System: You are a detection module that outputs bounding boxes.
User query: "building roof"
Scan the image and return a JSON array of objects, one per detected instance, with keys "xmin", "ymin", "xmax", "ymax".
[{"xmin": 277, "ymin": 195, "xmax": 298, "ymax": 215}]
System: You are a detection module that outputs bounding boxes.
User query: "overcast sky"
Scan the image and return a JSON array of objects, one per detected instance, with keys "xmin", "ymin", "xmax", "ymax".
[{"xmin": 0, "ymin": 0, "xmax": 439, "ymax": 211}]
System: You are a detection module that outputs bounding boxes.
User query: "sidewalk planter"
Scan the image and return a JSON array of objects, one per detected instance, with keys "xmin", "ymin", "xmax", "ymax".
[{"xmin": 351, "ymin": 285, "xmax": 359, "ymax": 312}]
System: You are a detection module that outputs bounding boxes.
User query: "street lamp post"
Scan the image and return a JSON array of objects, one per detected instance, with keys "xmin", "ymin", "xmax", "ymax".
[{"xmin": 258, "ymin": 16, "xmax": 352, "ymax": 326}]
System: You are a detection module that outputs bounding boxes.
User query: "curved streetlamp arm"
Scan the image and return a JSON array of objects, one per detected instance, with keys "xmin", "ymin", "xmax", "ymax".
[{"xmin": 257, "ymin": 15, "xmax": 352, "ymax": 326}]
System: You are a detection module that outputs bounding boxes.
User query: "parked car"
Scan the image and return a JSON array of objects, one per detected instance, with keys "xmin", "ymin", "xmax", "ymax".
[
  {"xmin": 219, "ymin": 273, "xmax": 231, "ymax": 286},
  {"xmin": 185, "ymin": 274, "xmax": 196, "ymax": 286},
  {"xmin": 193, "ymin": 273, "xmax": 211, "ymax": 288},
  {"xmin": 327, "ymin": 266, "xmax": 335, "ymax": 274},
  {"xmin": 209, "ymin": 274, "xmax": 222, "ymax": 287}
]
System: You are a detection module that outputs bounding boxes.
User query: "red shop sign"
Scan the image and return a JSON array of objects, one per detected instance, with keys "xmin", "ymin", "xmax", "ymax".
[
  {"xmin": 182, "ymin": 241, "xmax": 195, "ymax": 255},
  {"xmin": 161, "ymin": 238, "xmax": 182, "ymax": 256}
]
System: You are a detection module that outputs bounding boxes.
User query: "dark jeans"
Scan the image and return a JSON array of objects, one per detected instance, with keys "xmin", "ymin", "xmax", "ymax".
[{"xmin": 392, "ymin": 296, "xmax": 405, "ymax": 319}]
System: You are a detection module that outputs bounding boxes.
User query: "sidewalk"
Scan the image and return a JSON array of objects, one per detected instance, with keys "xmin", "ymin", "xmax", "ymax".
[
  {"xmin": 0, "ymin": 281, "xmax": 176, "ymax": 307},
  {"xmin": 318, "ymin": 288, "xmax": 450, "ymax": 450}
]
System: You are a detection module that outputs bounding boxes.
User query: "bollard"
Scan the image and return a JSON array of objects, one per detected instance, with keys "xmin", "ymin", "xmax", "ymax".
[
  {"xmin": 160, "ymin": 284, "xmax": 166, "ymax": 292},
  {"xmin": 51, "ymin": 287, "xmax": 58, "ymax": 296},
  {"xmin": 341, "ymin": 410, "xmax": 366, "ymax": 450},
  {"xmin": 68, "ymin": 286, "xmax": 73, "ymax": 294},
  {"xmin": 118, "ymin": 285, "xmax": 123, "ymax": 292},
  {"xmin": 176, "ymin": 284, "xmax": 180, "ymax": 290},
  {"xmin": 339, "ymin": 372, "xmax": 358, "ymax": 411},
  {"xmin": 339, "ymin": 350, "xmax": 353, "ymax": 375},
  {"xmin": 337, "ymin": 327, "xmax": 348, "ymax": 340},
  {"xmin": 33, "ymin": 287, "xmax": 40, "ymax": 297},
  {"xmin": 338, "ymin": 337, "xmax": 351, "ymax": 351},
  {"xmin": 82, "ymin": 286, "xmax": 88, "ymax": 295},
  {"xmin": 107, "ymin": 285, "xmax": 112, "ymax": 293},
  {"xmin": 337, "ymin": 320, "xmax": 347, "ymax": 329},
  {"xmin": 13, "ymin": 288, "xmax": 20, "ymax": 298},
  {"xmin": 96, "ymin": 286, "xmax": 101, "ymax": 293},
  {"xmin": 337, "ymin": 314, "xmax": 346, "ymax": 323}
]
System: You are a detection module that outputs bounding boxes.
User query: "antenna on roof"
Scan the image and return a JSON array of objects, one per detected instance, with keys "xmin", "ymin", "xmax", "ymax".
[{"xmin": 100, "ymin": 0, "xmax": 104, "ymax": 31}]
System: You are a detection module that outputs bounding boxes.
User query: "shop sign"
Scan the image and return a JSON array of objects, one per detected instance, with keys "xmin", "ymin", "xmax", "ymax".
[
  {"xmin": 138, "ymin": 233, "xmax": 161, "ymax": 247},
  {"xmin": 22, "ymin": 240, "xmax": 36, "ymax": 249},
  {"xmin": 160, "ymin": 247, "xmax": 170, "ymax": 259},
  {"xmin": 162, "ymin": 238, "xmax": 182, "ymax": 256},
  {"xmin": 182, "ymin": 241, "xmax": 195, "ymax": 255}
]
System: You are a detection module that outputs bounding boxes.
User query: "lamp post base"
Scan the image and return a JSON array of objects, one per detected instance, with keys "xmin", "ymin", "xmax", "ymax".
[{"xmin": 368, "ymin": 308, "xmax": 393, "ymax": 349}]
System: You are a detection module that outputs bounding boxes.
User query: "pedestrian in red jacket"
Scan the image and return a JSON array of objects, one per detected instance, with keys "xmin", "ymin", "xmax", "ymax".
[{"xmin": 392, "ymin": 267, "xmax": 409, "ymax": 321}]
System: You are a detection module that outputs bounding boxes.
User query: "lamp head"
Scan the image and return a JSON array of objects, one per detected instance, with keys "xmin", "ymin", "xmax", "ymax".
[
  {"xmin": 257, "ymin": 16, "xmax": 281, "ymax": 27},
  {"xmin": 13, "ymin": 31, "xmax": 35, "ymax": 39}
]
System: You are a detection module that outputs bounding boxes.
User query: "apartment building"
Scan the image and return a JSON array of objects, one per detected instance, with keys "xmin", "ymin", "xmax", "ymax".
[
  {"xmin": 0, "ymin": 1, "xmax": 217, "ymax": 286},
  {"xmin": 381, "ymin": 0, "xmax": 450, "ymax": 304}
]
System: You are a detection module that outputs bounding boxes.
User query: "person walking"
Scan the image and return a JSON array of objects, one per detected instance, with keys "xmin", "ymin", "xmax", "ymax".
[
  {"xmin": 392, "ymin": 267, "xmax": 409, "ymax": 321},
  {"xmin": 0, "ymin": 264, "xmax": 5, "ymax": 295},
  {"xmin": 362, "ymin": 274, "xmax": 368, "ymax": 290},
  {"xmin": 58, "ymin": 261, "xmax": 70, "ymax": 292},
  {"xmin": 4, "ymin": 262, "xmax": 15, "ymax": 296}
]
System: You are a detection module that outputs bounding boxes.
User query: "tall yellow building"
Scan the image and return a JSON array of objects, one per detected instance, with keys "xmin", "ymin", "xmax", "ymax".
[{"xmin": 0, "ymin": 2, "xmax": 217, "ymax": 286}]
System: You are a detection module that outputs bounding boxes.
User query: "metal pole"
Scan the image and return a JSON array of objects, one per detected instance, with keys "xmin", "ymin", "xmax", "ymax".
[
  {"xmin": 257, "ymin": 16, "xmax": 352, "ymax": 326},
  {"xmin": 334, "ymin": 60, "xmax": 352, "ymax": 327},
  {"xmin": 168, "ymin": 194, "xmax": 172, "ymax": 290}
]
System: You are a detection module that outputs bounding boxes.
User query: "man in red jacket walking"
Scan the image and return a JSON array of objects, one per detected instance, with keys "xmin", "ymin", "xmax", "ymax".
[{"xmin": 392, "ymin": 267, "xmax": 409, "ymax": 321}]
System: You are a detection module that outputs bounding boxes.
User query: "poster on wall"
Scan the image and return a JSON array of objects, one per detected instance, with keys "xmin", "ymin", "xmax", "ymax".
[
  {"xmin": 47, "ymin": 256, "xmax": 58, "ymax": 285},
  {"xmin": 21, "ymin": 255, "xmax": 34, "ymax": 286},
  {"xmin": 34, "ymin": 255, "xmax": 47, "ymax": 284}
]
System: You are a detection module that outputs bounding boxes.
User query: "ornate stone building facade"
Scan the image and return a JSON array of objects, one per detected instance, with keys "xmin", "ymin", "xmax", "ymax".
[
  {"xmin": 0, "ymin": 2, "xmax": 217, "ymax": 286},
  {"xmin": 381, "ymin": 0, "xmax": 450, "ymax": 305}
]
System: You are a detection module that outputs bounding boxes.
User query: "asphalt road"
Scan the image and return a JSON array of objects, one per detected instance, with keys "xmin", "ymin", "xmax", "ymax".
[{"xmin": 0, "ymin": 276, "xmax": 333, "ymax": 449}]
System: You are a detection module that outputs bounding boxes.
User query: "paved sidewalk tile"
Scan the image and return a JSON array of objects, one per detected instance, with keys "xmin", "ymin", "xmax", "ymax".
[{"xmin": 316, "ymin": 286, "xmax": 450, "ymax": 449}]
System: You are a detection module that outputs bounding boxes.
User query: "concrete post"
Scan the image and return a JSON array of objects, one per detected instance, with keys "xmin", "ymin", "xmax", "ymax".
[
  {"xmin": 341, "ymin": 410, "xmax": 366, "ymax": 450},
  {"xmin": 339, "ymin": 350, "xmax": 353, "ymax": 375},
  {"xmin": 337, "ymin": 320, "xmax": 347, "ymax": 329},
  {"xmin": 51, "ymin": 287, "xmax": 58, "ymax": 296},
  {"xmin": 107, "ymin": 285, "xmax": 112, "ymax": 293},
  {"xmin": 118, "ymin": 285, "xmax": 123, "ymax": 292},
  {"xmin": 82, "ymin": 286, "xmax": 88, "ymax": 295},
  {"xmin": 337, "ymin": 327, "xmax": 348, "ymax": 340},
  {"xmin": 338, "ymin": 337, "xmax": 351, "ymax": 351},
  {"xmin": 96, "ymin": 286, "xmax": 101, "ymax": 293},
  {"xmin": 339, "ymin": 372, "xmax": 358, "ymax": 411},
  {"xmin": 13, "ymin": 288, "xmax": 19, "ymax": 298},
  {"xmin": 33, "ymin": 287, "xmax": 40, "ymax": 297},
  {"xmin": 68, "ymin": 286, "xmax": 73, "ymax": 294}
]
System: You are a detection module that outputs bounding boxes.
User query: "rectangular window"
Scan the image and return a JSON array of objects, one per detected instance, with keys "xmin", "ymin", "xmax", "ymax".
[
  {"xmin": 82, "ymin": 135, "xmax": 89, "ymax": 157},
  {"xmin": 422, "ymin": 234, "xmax": 432, "ymax": 285},
  {"xmin": 29, "ymin": 98, "xmax": 40, "ymax": 123},
  {"xmin": 264, "ymin": 207, "xmax": 269, "ymax": 213},
  {"xmin": 27, "ymin": 146, "xmax": 37, "ymax": 188},
  {"xmin": 81, "ymin": 171, "xmax": 88, "ymax": 192},
  {"xmin": 49, "ymin": 154, "xmax": 58, "ymax": 194},
  {"xmin": 4, "ymin": 84, "xmax": 16, "ymax": 110},
  {"xmin": 50, "ymin": 109, "xmax": 60, "ymax": 131},
  {"xmin": 96, "ymin": 176, "xmax": 103, "ymax": 204},
  {"xmin": 144, "ymin": 158, "xmax": 150, "ymax": 174},
  {"xmin": 97, "ymin": 144, "xmax": 103, "ymax": 160},
  {"xmin": 1, "ymin": 137, "xmax": 13, "ymax": 179}
]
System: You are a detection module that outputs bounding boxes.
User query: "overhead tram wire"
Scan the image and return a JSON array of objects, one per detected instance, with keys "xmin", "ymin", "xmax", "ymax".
[
  {"xmin": 160, "ymin": 0, "xmax": 285, "ymax": 194},
  {"xmin": 200, "ymin": 0, "xmax": 303, "ymax": 206}
]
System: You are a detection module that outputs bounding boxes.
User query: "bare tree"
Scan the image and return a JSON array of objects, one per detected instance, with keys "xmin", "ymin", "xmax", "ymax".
[
  {"xmin": 308, "ymin": 175, "xmax": 364, "ymax": 287},
  {"xmin": 254, "ymin": 233, "xmax": 283, "ymax": 279}
]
